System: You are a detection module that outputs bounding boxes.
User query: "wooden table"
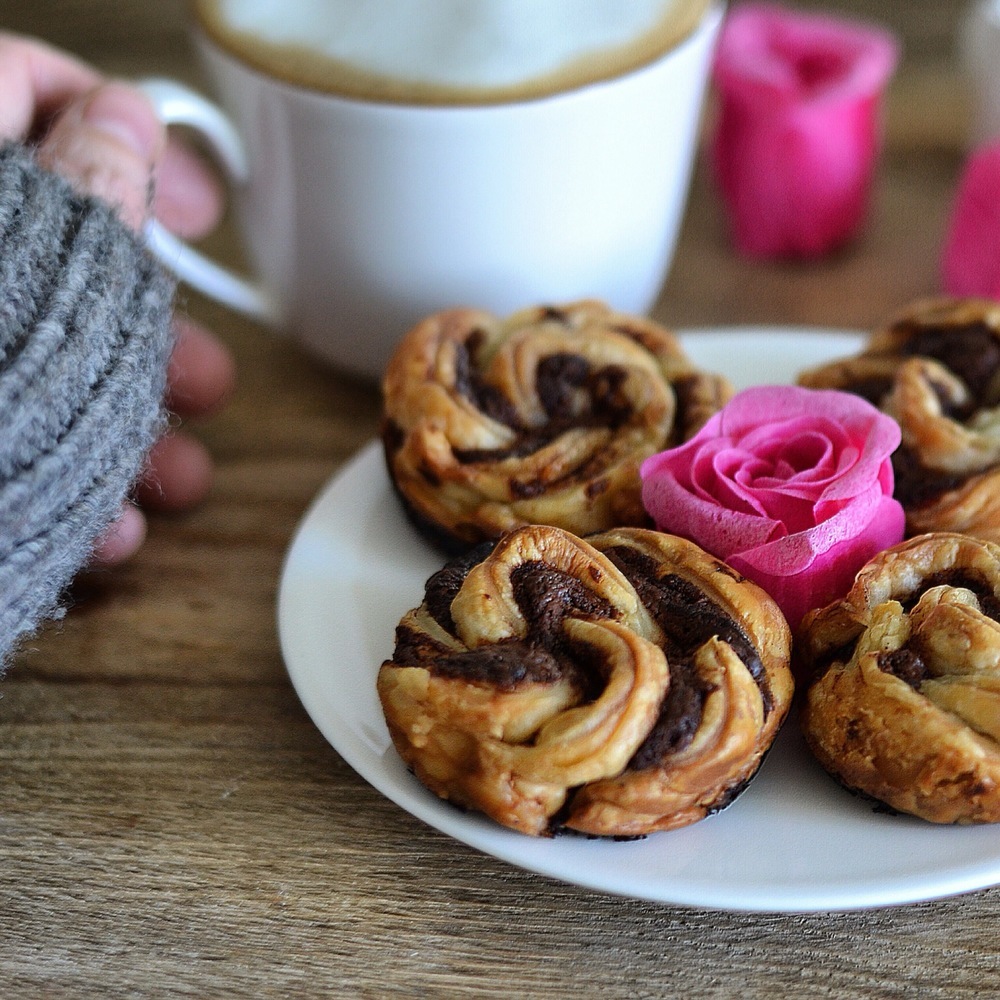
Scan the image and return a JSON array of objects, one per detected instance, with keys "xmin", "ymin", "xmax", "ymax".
[{"xmin": 5, "ymin": 3, "xmax": 999, "ymax": 996}]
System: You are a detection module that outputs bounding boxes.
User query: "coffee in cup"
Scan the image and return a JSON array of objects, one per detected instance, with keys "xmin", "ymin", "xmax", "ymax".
[
  {"xmin": 190, "ymin": 0, "xmax": 714, "ymax": 105},
  {"xmin": 144, "ymin": 1, "xmax": 723, "ymax": 380}
]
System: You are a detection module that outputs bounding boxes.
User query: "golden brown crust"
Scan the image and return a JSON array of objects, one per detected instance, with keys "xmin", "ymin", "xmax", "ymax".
[
  {"xmin": 381, "ymin": 300, "xmax": 732, "ymax": 552},
  {"xmin": 377, "ymin": 525, "xmax": 793, "ymax": 838},
  {"xmin": 799, "ymin": 532, "xmax": 1000, "ymax": 824},
  {"xmin": 799, "ymin": 297, "xmax": 1000, "ymax": 543}
]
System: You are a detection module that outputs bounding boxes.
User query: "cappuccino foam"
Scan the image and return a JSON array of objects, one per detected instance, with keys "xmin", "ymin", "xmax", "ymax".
[{"xmin": 194, "ymin": 0, "xmax": 712, "ymax": 104}]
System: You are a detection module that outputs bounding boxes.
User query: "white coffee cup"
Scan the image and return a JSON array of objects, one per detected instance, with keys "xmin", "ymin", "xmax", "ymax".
[
  {"xmin": 143, "ymin": 2, "xmax": 724, "ymax": 381},
  {"xmin": 960, "ymin": 0, "xmax": 1000, "ymax": 147}
]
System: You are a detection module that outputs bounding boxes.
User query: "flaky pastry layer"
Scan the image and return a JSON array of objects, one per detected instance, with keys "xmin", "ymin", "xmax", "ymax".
[
  {"xmin": 799, "ymin": 532, "xmax": 1000, "ymax": 824},
  {"xmin": 382, "ymin": 300, "xmax": 732, "ymax": 552},
  {"xmin": 799, "ymin": 297, "xmax": 1000, "ymax": 543},
  {"xmin": 377, "ymin": 525, "xmax": 792, "ymax": 838}
]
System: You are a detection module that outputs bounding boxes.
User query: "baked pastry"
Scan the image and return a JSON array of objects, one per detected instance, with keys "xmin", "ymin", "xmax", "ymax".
[
  {"xmin": 799, "ymin": 297, "xmax": 1000, "ymax": 542},
  {"xmin": 799, "ymin": 532, "xmax": 1000, "ymax": 824},
  {"xmin": 377, "ymin": 524, "xmax": 793, "ymax": 838},
  {"xmin": 381, "ymin": 300, "xmax": 732, "ymax": 552}
]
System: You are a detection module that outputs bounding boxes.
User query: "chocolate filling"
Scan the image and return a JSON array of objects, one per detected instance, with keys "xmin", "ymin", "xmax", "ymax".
[
  {"xmin": 452, "ymin": 334, "xmax": 520, "ymax": 428},
  {"xmin": 838, "ymin": 322, "xmax": 1000, "ymax": 507},
  {"xmin": 878, "ymin": 648, "xmax": 929, "ymax": 688},
  {"xmin": 603, "ymin": 545, "xmax": 770, "ymax": 768},
  {"xmin": 903, "ymin": 569, "xmax": 1000, "ymax": 620},
  {"xmin": 394, "ymin": 541, "xmax": 768, "ymax": 768},
  {"xmin": 381, "ymin": 417, "xmax": 405, "ymax": 456},
  {"xmin": 509, "ymin": 562, "xmax": 615, "ymax": 648},
  {"xmin": 422, "ymin": 542, "xmax": 495, "ymax": 634},
  {"xmin": 431, "ymin": 641, "xmax": 566, "ymax": 690},
  {"xmin": 841, "ymin": 375, "xmax": 895, "ymax": 408},
  {"xmin": 536, "ymin": 353, "xmax": 590, "ymax": 422},
  {"xmin": 451, "ymin": 338, "xmax": 638, "ymax": 466},
  {"xmin": 890, "ymin": 373, "xmax": 985, "ymax": 508},
  {"xmin": 898, "ymin": 321, "xmax": 1000, "ymax": 405},
  {"xmin": 865, "ymin": 570, "xmax": 1000, "ymax": 686},
  {"xmin": 890, "ymin": 446, "xmax": 965, "ymax": 509},
  {"xmin": 398, "ymin": 552, "xmax": 616, "ymax": 691},
  {"xmin": 393, "ymin": 623, "xmax": 455, "ymax": 668}
]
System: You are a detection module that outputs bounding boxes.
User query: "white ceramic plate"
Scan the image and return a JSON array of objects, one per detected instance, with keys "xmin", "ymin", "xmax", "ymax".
[{"xmin": 278, "ymin": 328, "xmax": 1000, "ymax": 913}]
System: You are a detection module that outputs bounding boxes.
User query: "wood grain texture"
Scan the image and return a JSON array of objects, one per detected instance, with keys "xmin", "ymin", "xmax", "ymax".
[{"xmin": 3, "ymin": 2, "xmax": 999, "ymax": 997}]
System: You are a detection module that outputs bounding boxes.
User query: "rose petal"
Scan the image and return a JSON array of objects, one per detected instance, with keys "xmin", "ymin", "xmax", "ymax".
[
  {"xmin": 731, "ymin": 483, "xmax": 897, "ymax": 574},
  {"xmin": 727, "ymin": 494, "xmax": 905, "ymax": 628},
  {"xmin": 712, "ymin": 388, "xmax": 900, "ymax": 500},
  {"xmin": 712, "ymin": 2, "xmax": 900, "ymax": 104},
  {"xmin": 640, "ymin": 463, "xmax": 784, "ymax": 552},
  {"xmin": 710, "ymin": 3, "xmax": 900, "ymax": 259},
  {"xmin": 640, "ymin": 385, "xmax": 905, "ymax": 628},
  {"xmin": 942, "ymin": 138, "xmax": 1000, "ymax": 299}
]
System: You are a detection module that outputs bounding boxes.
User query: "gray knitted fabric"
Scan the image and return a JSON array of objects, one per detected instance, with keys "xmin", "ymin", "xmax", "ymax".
[{"xmin": 0, "ymin": 142, "xmax": 175, "ymax": 669}]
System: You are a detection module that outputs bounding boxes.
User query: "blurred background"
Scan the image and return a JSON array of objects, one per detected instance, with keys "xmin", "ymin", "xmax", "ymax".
[
  {"xmin": 0, "ymin": 0, "xmax": 977, "ymax": 332},
  {"xmin": 0, "ymin": 2, "xmax": 964, "ymax": 73},
  {"xmin": 0, "ymin": 1, "xmax": 969, "ymax": 118},
  {"xmin": 2, "ymin": 0, "xmax": 972, "ymax": 204}
]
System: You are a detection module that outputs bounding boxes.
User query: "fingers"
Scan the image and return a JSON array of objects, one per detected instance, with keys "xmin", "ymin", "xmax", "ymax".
[
  {"xmin": 37, "ymin": 79, "xmax": 237, "ymax": 538},
  {"xmin": 136, "ymin": 316, "xmax": 237, "ymax": 514},
  {"xmin": 89, "ymin": 504, "xmax": 148, "ymax": 568},
  {"xmin": 90, "ymin": 423, "xmax": 217, "ymax": 565},
  {"xmin": 0, "ymin": 35, "xmax": 238, "ymax": 574},
  {"xmin": 90, "ymin": 426, "xmax": 216, "ymax": 568},
  {"xmin": 35, "ymin": 81, "xmax": 236, "ymax": 553},
  {"xmin": 35, "ymin": 82, "xmax": 236, "ymax": 512},
  {"xmin": 2, "ymin": 27, "xmax": 226, "ymax": 267},
  {"xmin": 91, "ymin": 316, "xmax": 237, "ymax": 565},
  {"xmin": 36, "ymin": 80, "xmax": 164, "ymax": 231},
  {"xmin": 0, "ymin": 32, "xmax": 99, "ymax": 142},
  {"xmin": 155, "ymin": 137, "xmax": 226, "ymax": 240},
  {"xmin": 167, "ymin": 317, "xmax": 237, "ymax": 417},
  {"xmin": 136, "ymin": 432, "xmax": 215, "ymax": 513},
  {"xmin": 2, "ymin": 30, "xmax": 226, "ymax": 238}
]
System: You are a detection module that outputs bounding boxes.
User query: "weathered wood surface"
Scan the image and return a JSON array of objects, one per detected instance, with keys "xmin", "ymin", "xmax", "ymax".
[{"xmin": 3, "ymin": 3, "xmax": 998, "ymax": 997}]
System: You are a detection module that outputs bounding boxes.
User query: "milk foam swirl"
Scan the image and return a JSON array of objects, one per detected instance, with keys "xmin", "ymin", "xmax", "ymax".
[{"xmin": 196, "ymin": 0, "xmax": 709, "ymax": 102}]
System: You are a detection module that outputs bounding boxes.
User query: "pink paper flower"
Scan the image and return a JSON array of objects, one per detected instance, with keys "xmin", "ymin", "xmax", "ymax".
[
  {"xmin": 640, "ymin": 385, "xmax": 904, "ymax": 629},
  {"xmin": 711, "ymin": 3, "xmax": 900, "ymax": 259},
  {"xmin": 942, "ymin": 138, "xmax": 1000, "ymax": 298}
]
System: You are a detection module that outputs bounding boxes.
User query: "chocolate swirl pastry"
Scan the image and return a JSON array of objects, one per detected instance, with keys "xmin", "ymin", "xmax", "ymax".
[
  {"xmin": 377, "ymin": 524, "xmax": 793, "ymax": 838},
  {"xmin": 799, "ymin": 532, "xmax": 1000, "ymax": 824},
  {"xmin": 799, "ymin": 297, "xmax": 1000, "ymax": 542},
  {"xmin": 381, "ymin": 300, "xmax": 732, "ymax": 552}
]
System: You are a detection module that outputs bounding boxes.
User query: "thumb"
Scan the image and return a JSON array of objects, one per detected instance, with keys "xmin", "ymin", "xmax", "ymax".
[{"xmin": 36, "ymin": 80, "xmax": 165, "ymax": 231}]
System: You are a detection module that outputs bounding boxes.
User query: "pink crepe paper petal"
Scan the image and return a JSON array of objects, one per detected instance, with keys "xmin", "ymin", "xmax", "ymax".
[
  {"xmin": 708, "ymin": 386, "xmax": 900, "ymax": 499},
  {"xmin": 942, "ymin": 138, "xmax": 1000, "ymax": 299},
  {"xmin": 727, "ymin": 495, "xmax": 905, "ymax": 629},
  {"xmin": 640, "ymin": 385, "xmax": 904, "ymax": 628},
  {"xmin": 641, "ymin": 466, "xmax": 784, "ymax": 551},
  {"xmin": 710, "ymin": 2, "xmax": 900, "ymax": 259}
]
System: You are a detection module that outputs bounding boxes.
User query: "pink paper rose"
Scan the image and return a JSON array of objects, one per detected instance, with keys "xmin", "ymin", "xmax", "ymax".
[
  {"xmin": 711, "ymin": 3, "xmax": 900, "ymax": 259},
  {"xmin": 941, "ymin": 138, "xmax": 1000, "ymax": 299},
  {"xmin": 640, "ymin": 385, "xmax": 904, "ymax": 629}
]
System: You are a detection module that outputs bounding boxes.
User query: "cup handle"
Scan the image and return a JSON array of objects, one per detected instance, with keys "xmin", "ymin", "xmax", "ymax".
[{"xmin": 136, "ymin": 77, "xmax": 281, "ymax": 325}]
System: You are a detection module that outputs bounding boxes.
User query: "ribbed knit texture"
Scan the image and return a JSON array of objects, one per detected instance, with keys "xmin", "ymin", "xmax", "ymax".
[{"xmin": 0, "ymin": 143, "xmax": 175, "ymax": 669}]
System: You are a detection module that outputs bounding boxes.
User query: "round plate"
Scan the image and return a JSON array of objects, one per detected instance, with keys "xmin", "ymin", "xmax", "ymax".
[{"xmin": 278, "ymin": 327, "xmax": 1000, "ymax": 912}]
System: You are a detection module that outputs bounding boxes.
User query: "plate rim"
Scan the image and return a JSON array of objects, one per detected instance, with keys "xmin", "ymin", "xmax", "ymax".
[{"xmin": 277, "ymin": 325, "xmax": 1000, "ymax": 913}]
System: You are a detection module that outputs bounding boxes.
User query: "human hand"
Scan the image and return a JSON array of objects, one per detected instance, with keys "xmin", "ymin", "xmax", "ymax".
[{"xmin": 0, "ymin": 33, "xmax": 236, "ymax": 566}]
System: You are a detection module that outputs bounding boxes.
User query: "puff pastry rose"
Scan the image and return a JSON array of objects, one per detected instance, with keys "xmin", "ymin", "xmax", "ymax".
[
  {"xmin": 381, "ymin": 300, "xmax": 732, "ymax": 552},
  {"xmin": 799, "ymin": 297, "xmax": 1000, "ymax": 542},
  {"xmin": 377, "ymin": 524, "xmax": 793, "ymax": 838},
  {"xmin": 799, "ymin": 532, "xmax": 1000, "ymax": 824}
]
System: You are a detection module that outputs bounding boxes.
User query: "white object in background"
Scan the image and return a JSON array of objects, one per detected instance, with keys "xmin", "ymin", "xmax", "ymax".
[
  {"xmin": 960, "ymin": 0, "xmax": 1000, "ymax": 147},
  {"xmin": 139, "ymin": 6, "xmax": 723, "ymax": 382}
]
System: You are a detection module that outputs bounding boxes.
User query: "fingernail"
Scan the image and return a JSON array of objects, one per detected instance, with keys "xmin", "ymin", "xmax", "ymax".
[{"xmin": 81, "ymin": 82, "xmax": 161, "ymax": 161}]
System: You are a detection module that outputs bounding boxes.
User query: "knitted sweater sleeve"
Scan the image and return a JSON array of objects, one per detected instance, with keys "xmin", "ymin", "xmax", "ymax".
[{"xmin": 0, "ymin": 142, "xmax": 176, "ymax": 670}]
